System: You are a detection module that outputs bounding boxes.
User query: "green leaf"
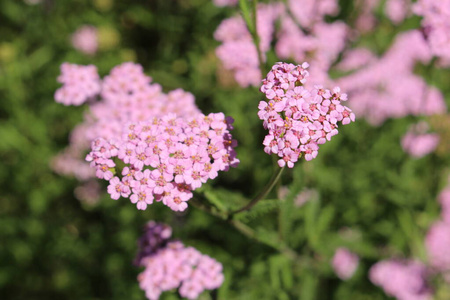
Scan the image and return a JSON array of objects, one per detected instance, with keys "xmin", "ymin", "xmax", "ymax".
[
  {"xmin": 203, "ymin": 189, "xmax": 228, "ymax": 212},
  {"xmin": 305, "ymin": 198, "xmax": 320, "ymax": 249},
  {"xmin": 234, "ymin": 199, "xmax": 280, "ymax": 222}
]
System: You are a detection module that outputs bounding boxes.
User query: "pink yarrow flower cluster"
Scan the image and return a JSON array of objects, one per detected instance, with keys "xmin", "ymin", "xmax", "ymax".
[
  {"xmin": 136, "ymin": 222, "xmax": 224, "ymax": 300},
  {"xmin": 425, "ymin": 221, "xmax": 450, "ymax": 273},
  {"xmin": 370, "ymin": 260, "xmax": 432, "ymax": 300},
  {"xmin": 52, "ymin": 62, "xmax": 201, "ymax": 203},
  {"xmin": 54, "ymin": 63, "xmax": 101, "ymax": 106},
  {"xmin": 214, "ymin": 3, "xmax": 282, "ymax": 87},
  {"xmin": 332, "ymin": 248, "xmax": 359, "ymax": 280},
  {"xmin": 414, "ymin": 0, "xmax": 450, "ymax": 65},
  {"xmin": 259, "ymin": 62, "xmax": 355, "ymax": 167},
  {"xmin": 338, "ymin": 31, "xmax": 446, "ymax": 125},
  {"xmin": 86, "ymin": 113, "xmax": 239, "ymax": 211},
  {"xmin": 214, "ymin": 0, "xmax": 348, "ymax": 88}
]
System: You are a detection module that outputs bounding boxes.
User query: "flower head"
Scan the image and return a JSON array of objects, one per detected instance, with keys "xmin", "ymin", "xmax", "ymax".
[
  {"xmin": 86, "ymin": 113, "xmax": 239, "ymax": 211},
  {"xmin": 259, "ymin": 62, "xmax": 355, "ymax": 167}
]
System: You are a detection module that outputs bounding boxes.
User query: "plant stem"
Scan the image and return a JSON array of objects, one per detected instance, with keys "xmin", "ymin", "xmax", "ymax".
[
  {"xmin": 229, "ymin": 166, "xmax": 285, "ymax": 216},
  {"xmin": 251, "ymin": 0, "xmax": 265, "ymax": 77},
  {"xmin": 281, "ymin": 0, "xmax": 311, "ymax": 35}
]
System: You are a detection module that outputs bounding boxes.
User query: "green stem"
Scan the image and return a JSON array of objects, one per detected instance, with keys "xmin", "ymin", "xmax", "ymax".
[
  {"xmin": 229, "ymin": 166, "xmax": 285, "ymax": 216},
  {"xmin": 251, "ymin": 0, "xmax": 265, "ymax": 77},
  {"xmin": 281, "ymin": 0, "xmax": 311, "ymax": 35},
  {"xmin": 239, "ymin": 0, "xmax": 265, "ymax": 77}
]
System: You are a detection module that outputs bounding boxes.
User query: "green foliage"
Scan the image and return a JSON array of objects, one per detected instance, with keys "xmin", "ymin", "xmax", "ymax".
[{"xmin": 1, "ymin": 0, "xmax": 449, "ymax": 300}]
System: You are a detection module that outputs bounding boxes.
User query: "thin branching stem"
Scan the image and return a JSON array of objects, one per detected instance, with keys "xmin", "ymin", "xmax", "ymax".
[{"xmin": 229, "ymin": 166, "xmax": 285, "ymax": 216}]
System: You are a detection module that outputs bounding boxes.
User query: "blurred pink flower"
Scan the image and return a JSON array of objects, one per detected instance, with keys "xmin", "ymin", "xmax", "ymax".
[
  {"xmin": 259, "ymin": 62, "xmax": 354, "ymax": 166},
  {"xmin": 136, "ymin": 222, "xmax": 224, "ymax": 300},
  {"xmin": 336, "ymin": 48, "xmax": 376, "ymax": 72},
  {"xmin": 332, "ymin": 248, "xmax": 359, "ymax": 280},
  {"xmin": 214, "ymin": 3, "xmax": 282, "ymax": 87},
  {"xmin": 370, "ymin": 259, "xmax": 432, "ymax": 300},
  {"xmin": 338, "ymin": 30, "xmax": 446, "ymax": 125},
  {"xmin": 213, "ymin": 0, "xmax": 237, "ymax": 7},
  {"xmin": 294, "ymin": 188, "xmax": 317, "ymax": 207},
  {"xmin": 54, "ymin": 63, "xmax": 101, "ymax": 106},
  {"xmin": 385, "ymin": 0, "xmax": 410, "ymax": 24},
  {"xmin": 426, "ymin": 221, "xmax": 450, "ymax": 272},
  {"xmin": 74, "ymin": 180, "xmax": 101, "ymax": 205},
  {"xmin": 71, "ymin": 25, "xmax": 98, "ymax": 55},
  {"xmin": 401, "ymin": 122, "xmax": 439, "ymax": 158},
  {"xmin": 414, "ymin": 0, "xmax": 450, "ymax": 65}
]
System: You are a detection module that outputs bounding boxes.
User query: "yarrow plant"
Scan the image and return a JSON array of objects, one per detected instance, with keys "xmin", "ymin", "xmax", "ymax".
[
  {"xmin": 86, "ymin": 113, "xmax": 239, "ymax": 211},
  {"xmin": 258, "ymin": 62, "xmax": 355, "ymax": 167},
  {"xmin": 136, "ymin": 222, "xmax": 224, "ymax": 300},
  {"xmin": 52, "ymin": 62, "xmax": 201, "ymax": 202}
]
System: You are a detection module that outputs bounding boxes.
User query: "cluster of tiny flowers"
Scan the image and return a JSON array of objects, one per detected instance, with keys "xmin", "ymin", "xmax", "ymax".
[
  {"xmin": 414, "ymin": 0, "xmax": 450, "ymax": 65},
  {"xmin": 136, "ymin": 222, "xmax": 224, "ymax": 300},
  {"xmin": 214, "ymin": 0, "xmax": 348, "ymax": 88},
  {"xmin": 54, "ymin": 63, "xmax": 101, "ymax": 106},
  {"xmin": 338, "ymin": 30, "xmax": 446, "ymax": 125},
  {"xmin": 258, "ymin": 62, "xmax": 355, "ymax": 167},
  {"xmin": 86, "ymin": 113, "xmax": 239, "ymax": 211},
  {"xmin": 52, "ymin": 62, "xmax": 202, "ymax": 203},
  {"xmin": 332, "ymin": 248, "xmax": 359, "ymax": 280},
  {"xmin": 71, "ymin": 25, "xmax": 98, "ymax": 55},
  {"xmin": 369, "ymin": 260, "xmax": 432, "ymax": 300},
  {"xmin": 401, "ymin": 121, "xmax": 440, "ymax": 158},
  {"xmin": 214, "ymin": 3, "xmax": 282, "ymax": 87}
]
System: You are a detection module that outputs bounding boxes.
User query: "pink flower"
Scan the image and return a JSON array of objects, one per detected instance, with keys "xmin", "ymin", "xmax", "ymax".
[
  {"xmin": 86, "ymin": 113, "xmax": 239, "ymax": 211},
  {"xmin": 414, "ymin": 0, "xmax": 450, "ymax": 64},
  {"xmin": 136, "ymin": 223, "xmax": 224, "ymax": 300},
  {"xmin": 71, "ymin": 25, "xmax": 98, "ymax": 55},
  {"xmin": 401, "ymin": 122, "xmax": 440, "ymax": 158},
  {"xmin": 425, "ymin": 221, "xmax": 450, "ymax": 272},
  {"xmin": 369, "ymin": 260, "xmax": 432, "ymax": 300},
  {"xmin": 213, "ymin": 0, "xmax": 237, "ymax": 7},
  {"xmin": 107, "ymin": 176, "xmax": 131, "ymax": 200},
  {"xmin": 54, "ymin": 63, "xmax": 101, "ymax": 106},
  {"xmin": 332, "ymin": 248, "xmax": 359, "ymax": 280}
]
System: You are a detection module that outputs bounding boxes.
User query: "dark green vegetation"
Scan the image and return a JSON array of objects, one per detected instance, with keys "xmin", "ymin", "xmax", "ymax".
[{"xmin": 1, "ymin": 0, "xmax": 449, "ymax": 299}]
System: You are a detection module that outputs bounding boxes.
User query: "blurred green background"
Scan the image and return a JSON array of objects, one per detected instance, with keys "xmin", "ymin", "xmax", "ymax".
[{"xmin": 1, "ymin": 0, "xmax": 450, "ymax": 299}]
